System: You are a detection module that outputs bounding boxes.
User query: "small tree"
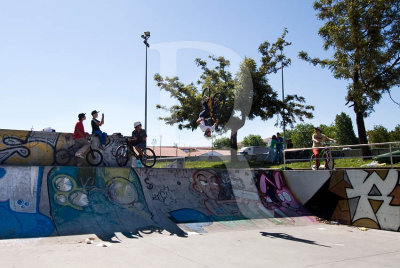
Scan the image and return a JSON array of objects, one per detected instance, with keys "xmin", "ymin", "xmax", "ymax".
[
  {"xmin": 242, "ymin": 134, "xmax": 266, "ymax": 147},
  {"xmin": 389, "ymin": 125, "xmax": 400, "ymax": 142},
  {"xmin": 285, "ymin": 123, "xmax": 315, "ymax": 148},
  {"xmin": 367, "ymin": 125, "xmax": 390, "ymax": 145},
  {"xmin": 335, "ymin": 112, "xmax": 358, "ymax": 145},
  {"xmin": 213, "ymin": 137, "xmax": 231, "ymax": 149}
]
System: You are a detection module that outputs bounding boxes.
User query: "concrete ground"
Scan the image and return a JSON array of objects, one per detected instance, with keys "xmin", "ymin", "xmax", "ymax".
[{"xmin": 0, "ymin": 223, "xmax": 399, "ymax": 268}]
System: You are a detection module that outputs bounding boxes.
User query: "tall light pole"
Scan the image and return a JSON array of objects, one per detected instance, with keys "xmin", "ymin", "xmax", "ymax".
[
  {"xmin": 141, "ymin": 31, "xmax": 150, "ymax": 134},
  {"xmin": 281, "ymin": 58, "xmax": 286, "ymax": 148}
]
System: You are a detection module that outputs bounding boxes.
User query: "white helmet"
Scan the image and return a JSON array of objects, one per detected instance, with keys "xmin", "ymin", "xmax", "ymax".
[{"xmin": 134, "ymin": 121, "xmax": 142, "ymax": 128}]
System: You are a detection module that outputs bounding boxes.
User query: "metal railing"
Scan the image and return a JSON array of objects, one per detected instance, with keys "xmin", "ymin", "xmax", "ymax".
[{"xmin": 283, "ymin": 141, "xmax": 400, "ymax": 169}]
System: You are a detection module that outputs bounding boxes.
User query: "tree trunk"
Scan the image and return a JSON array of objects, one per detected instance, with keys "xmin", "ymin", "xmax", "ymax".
[
  {"xmin": 355, "ymin": 109, "xmax": 371, "ymax": 158},
  {"xmin": 230, "ymin": 130, "xmax": 238, "ymax": 163}
]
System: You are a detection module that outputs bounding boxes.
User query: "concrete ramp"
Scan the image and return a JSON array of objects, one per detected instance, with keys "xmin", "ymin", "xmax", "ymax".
[
  {"xmin": 0, "ymin": 166, "xmax": 315, "ymax": 239},
  {"xmin": 2, "ymin": 165, "xmax": 399, "ymax": 239}
]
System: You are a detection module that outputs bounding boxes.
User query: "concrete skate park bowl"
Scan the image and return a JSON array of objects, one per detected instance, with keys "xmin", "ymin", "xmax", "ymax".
[{"xmin": 0, "ymin": 129, "xmax": 400, "ymax": 239}]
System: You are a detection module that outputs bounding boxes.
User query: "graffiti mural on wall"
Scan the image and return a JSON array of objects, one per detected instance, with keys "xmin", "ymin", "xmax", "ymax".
[
  {"xmin": 3, "ymin": 165, "xmax": 399, "ymax": 239},
  {"xmin": 136, "ymin": 168, "xmax": 314, "ymax": 234},
  {"xmin": 0, "ymin": 130, "xmax": 60, "ymax": 165},
  {"xmin": 47, "ymin": 166, "xmax": 156, "ymax": 236},
  {"xmin": 302, "ymin": 170, "xmax": 400, "ymax": 231},
  {"xmin": 255, "ymin": 171, "xmax": 313, "ymax": 224},
  {"xmin": 0, "ymin": 166, "xmax": 54, "ymax": 239},
  {"xmin": 0, "ymin": 129, "xmax": 126, "ymax": 167}
]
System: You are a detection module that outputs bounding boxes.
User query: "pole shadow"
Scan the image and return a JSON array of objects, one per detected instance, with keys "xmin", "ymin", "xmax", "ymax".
[{"xmin": 260, "ymin": 232, "xmax": 330, "ymax": 248}]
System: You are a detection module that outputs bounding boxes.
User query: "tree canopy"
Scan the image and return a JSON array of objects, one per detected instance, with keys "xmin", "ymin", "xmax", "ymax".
[
  {"xmin": 154, "ymin": 29, "xmax": 314, "ymax": 161},
  {"xmin": 242, "ymin": 134, "xmax": 267, "ymax": 147},
  {"xmin": 335, "ymin": 112, "xmax": 359, "ymax": 145},
  {"xmin": 213, "ymin": 137, "xmax": 231, "ymax": 149},
  {"xmin": 299, "ymin": 0, "xmax": 400, "ymax": 156}
]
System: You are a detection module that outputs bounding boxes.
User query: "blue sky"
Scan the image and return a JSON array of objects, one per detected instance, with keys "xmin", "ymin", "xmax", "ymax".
[{"xmin": 1, "ymin": 0, "xmax": 399, "ymax": 147}]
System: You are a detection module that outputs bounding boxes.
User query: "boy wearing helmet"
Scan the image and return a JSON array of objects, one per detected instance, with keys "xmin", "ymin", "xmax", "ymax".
[{"xmin": 130, "ymin": 121, "xmax": 147, "ymax": 156}]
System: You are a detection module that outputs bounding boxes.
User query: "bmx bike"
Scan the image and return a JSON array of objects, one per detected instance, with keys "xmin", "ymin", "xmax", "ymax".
[
  {"xmin": 54, "ymin": 137, "xmax": 103, "ymax": 166},
  {"xmin": 202, "ymin": 88, "xmax": 226, "ymax": 119},
  {"xmin": 310, "ymin": 142, "xmax": 335, "ymax": 170},
  {"xmin": 115, "ymin": 138, "xmax": 156, "ymax": 168}
]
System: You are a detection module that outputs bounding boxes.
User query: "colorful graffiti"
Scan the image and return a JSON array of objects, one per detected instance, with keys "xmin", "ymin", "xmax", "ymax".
[
  {"xmin": 255, "ymin": 171, "xmax": 313, "ymax": 224},
  {"xmin": 286, "ymin": 170, "xmax": 400, "ymax": 231},
  {"xmin": 0, "ymin": 166, "xmax": 54, "ymax": 239},
  {"xmin": 0, "ymin": 129, "xmax": 126, "ymax": 167},
  {"xmin": 0, "ymin": 165, "xmax": 399, "ymax": 239},
  {"xmin": 47, "ymin": 166, "xmax": 155, "ymax": 236}
]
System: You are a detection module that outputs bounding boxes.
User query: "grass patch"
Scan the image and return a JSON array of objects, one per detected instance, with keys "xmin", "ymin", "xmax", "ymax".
[{"xmin": 154, "ymin": 157, "xmax": 400, "ymax": 169}]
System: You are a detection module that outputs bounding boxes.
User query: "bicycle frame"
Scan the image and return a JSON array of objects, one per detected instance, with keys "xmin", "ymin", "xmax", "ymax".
[{"xmin": 312, "ymin": 146, "xmax": 334, "ymax": 170}]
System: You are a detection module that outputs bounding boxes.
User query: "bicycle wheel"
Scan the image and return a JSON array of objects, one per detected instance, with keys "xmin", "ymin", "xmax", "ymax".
[
  {"xmin": 116, "ymin": 144, "xmax": 129, "ymax": 167},
  {"xmin": 202, "ymin": 88, "xmax": 210, "ymax": 98},
  {"xmin": 140, "ymin": 148, "xmax": 156, "ymax": 168},
  {"xmin": 86, "ymin": 149, "xmax": 103, "ymax": 166},
  {"xmin": 310, "ymin": 154, "xmax": 317, "ymax": 170},
  {"xmin": 323, "ymin": 151, "xmax": 335, "ymax": 170},
  {"xmin": 55, "ymin": 149, "xmax": 71, "ymax": 166}
]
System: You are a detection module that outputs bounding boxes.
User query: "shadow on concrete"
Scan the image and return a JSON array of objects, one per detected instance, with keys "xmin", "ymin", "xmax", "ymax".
[
  {"xmin": 260, "ymin": 232, "xmax": 330, "ymax": 248},
  {"xmin": 96, "ymin": 226, "xmax": 188, "ymax": 242}
]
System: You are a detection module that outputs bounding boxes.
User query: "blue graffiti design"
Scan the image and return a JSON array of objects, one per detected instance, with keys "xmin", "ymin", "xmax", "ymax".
[
  {"xmin": 0, "ymin": 201, "xmax": 54, "ymax": 239},
  {"xmin": 17, "ymin": 199, "xmax": 30, "ymax": 209},
  {"xmin": 0, "ymin": 167, "xmax": 5, "ymax": 179},
  {"xmin": 169, "ymin": 208, "xmax": 212, "ymax": 233}
]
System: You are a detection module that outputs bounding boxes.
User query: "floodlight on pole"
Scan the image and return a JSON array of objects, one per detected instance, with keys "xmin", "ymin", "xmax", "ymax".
[{"xmin": 141, "ymin": 31, "xmax": 150, "ymax": 136}]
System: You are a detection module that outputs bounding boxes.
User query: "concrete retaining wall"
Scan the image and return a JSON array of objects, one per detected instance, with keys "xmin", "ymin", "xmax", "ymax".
[
  {"xmin": 0, "ymin": 165, "xmax": 399, "ymax": 239},
  {"xmin": 0, "ymin": 166, "xmax": 314, "ymax": 239}
]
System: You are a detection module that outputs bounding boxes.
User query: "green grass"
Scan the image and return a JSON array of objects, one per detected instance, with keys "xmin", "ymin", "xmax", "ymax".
[{"xmin": 154, "ymin": 157, "xmax": 400, "ymax": 169}]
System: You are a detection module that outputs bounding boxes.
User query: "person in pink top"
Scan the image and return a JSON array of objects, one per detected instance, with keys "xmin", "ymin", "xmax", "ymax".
[{"xmin": 73, "ymin": 113, "xmax": 90, "ymax": 158}]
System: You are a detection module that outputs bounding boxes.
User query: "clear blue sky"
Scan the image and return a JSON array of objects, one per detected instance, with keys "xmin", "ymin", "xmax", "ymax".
[{"xmin": 1, "ymin": 0, "xmax": 399, "ymax": 147}]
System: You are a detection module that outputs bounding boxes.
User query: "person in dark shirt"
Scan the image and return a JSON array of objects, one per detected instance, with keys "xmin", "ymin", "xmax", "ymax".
[
  {"xmin": 91, "ymin": 110, "xmax": 107, "ymax": 150},
  {"xmin": 275, "ymin": 132, "xmax": 284, "ymax": 164},
  {"xmin": 129, "ymin": 121, "xmax": 147, "ymax": 156}
]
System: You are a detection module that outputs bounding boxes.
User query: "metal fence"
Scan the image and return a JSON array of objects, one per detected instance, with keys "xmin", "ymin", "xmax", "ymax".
[{"xmin": 283, "ymin": 141, "xmax": 400, "ymax": 169}]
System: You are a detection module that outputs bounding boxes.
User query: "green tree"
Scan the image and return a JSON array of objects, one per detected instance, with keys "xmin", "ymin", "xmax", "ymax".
[
  {"xmin": 242, "ymin": 134, "xmax": 266, "ymax": 147},
  {"xmin": 389, "ymin": 125, "xmax": 400, "ymax": 141},
  {"xmin": 285, "ymin": 123, "xmax": 337, "ymax": 148},
  {"xmin": 335, "ymin": 112, "xmax": 358, "ymax": 145},
  {"xmin": 299, "ymin": 0, "xmax": 400, "ymax": 157},
  {"xmin": 155, "ymin": 30, "xmax": 313, "ymax": 162},
  {"xmin": 258, "ymin": 28, "xmax": 314, "ymax": 130},
  {"xmin": 285, "ymin": 123, "xmax": 315, "ymax": 148},
  {"xmin": 213, "ymin": 137, "xmax": 231, "ymax": 149},
  {"xmin": 319, "ymin": 124, "xmax": 337, "ymax": 141},
  {"xmin": 367, "ymin": 125, "xmax": 390, "ymax": 146}
]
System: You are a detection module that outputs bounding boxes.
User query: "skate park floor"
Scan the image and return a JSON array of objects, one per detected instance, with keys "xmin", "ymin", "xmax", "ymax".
[{"xmin": 0, "ymin": 223, "xmax": 399, "ymax": 268}]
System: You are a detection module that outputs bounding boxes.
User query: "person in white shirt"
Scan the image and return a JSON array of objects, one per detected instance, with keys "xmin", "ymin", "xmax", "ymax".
[{"xmin": 197, "ymin": 118, "xmax": 219, "ymax": 137}]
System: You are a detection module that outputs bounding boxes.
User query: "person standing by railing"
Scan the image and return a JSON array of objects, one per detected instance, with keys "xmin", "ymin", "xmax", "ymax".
[
  {"xmin": 270, "ymin": 135, "xmax": 279, "ymax": 164},
  {"xmin": 312, "ymin": 127, "xmax": 336, "ymax": 169},
  {"xmin": 275, "ymin": 132, "xmax": 284, "ymax": 164}
]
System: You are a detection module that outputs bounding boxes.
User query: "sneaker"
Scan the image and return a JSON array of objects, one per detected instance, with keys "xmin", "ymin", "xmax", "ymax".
[{"xmin": 75, "ymin": 153, "xmax": 84, "ymax": 159}]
